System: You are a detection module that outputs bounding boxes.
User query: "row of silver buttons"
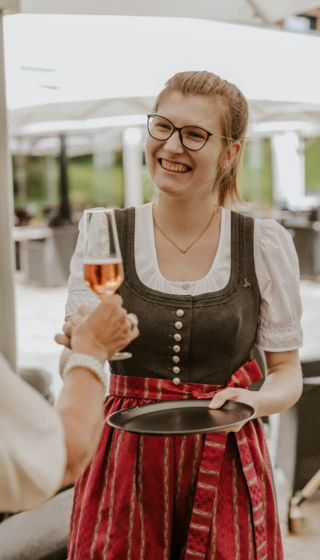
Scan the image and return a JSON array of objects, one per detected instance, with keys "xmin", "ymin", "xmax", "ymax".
[{"xmin": 171, "ymin": 310, "xmax": 185, "ymax": 385}]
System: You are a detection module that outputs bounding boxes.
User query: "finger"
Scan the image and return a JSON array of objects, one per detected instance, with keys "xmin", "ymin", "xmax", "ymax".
[
  {"xmin": 223, "ymin": 422, "xmax": 246, "ymax": 434},
  {"xmin": 55, "ymin": 333, "xmax": 72, "ymax": 348},
  {"xmin": 127, "ymin": 313, "xmax": 139, "ymax": 330},
  {"xmin": 69, "ymin": 313, "xmax": 84, "ymax": 326},
  {"xmin": 111, "ymin": 294, "xmax": 123, "ymax": 306},
  {"xmin": 100, "ymin": 294, "xmax": 123, "ymax": 311},
  {"xmin": 63, "ymin": 322, "xmax": 73, "ymax": 337},
  {"xmin": 128, "ymin": 326, "xmax": 139, "ymax": 342},
  {"xmin": 78, "ymin": 305, "xmax": 97, "ymax": 317},
  {"xmin": 209, "ymin": 390, "xmax": 237, "ymax": 409}
]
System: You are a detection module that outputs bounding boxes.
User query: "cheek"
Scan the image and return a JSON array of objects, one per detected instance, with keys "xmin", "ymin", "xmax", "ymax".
[
  {"xmin": 196, "ymin": 154, "xmax": 219, "ymax": 181},
  {"xmin": 200, "ymin": 148, "xmax": 224, "ymax": 179}
]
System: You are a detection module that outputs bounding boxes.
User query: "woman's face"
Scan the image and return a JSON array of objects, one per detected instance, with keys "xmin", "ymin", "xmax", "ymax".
[{"xmin": 146, "ymin": 91, "xmax": 225, "ymax": 201}]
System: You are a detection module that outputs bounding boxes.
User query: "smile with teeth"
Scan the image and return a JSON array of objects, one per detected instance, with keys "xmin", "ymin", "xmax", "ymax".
[{"xmin": 159, "ymin": 158, "xmax": 191, "ymax": 174}]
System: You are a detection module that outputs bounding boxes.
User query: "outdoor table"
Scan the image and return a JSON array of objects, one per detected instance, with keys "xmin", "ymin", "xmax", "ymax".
[{"xmin": 13, "ymin": 227, "xmax": 53, "ymax": 280}]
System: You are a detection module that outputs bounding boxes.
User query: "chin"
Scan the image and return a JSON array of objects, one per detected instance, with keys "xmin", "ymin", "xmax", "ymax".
[{"xmin": 156, "ymin": 181, "xmax": 188, "ymax": 198}]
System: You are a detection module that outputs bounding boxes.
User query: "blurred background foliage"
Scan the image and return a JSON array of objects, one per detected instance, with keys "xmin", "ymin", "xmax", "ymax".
[{"xmin": 12, "ymin": 137, "xmax": 320, "ymax": 216}]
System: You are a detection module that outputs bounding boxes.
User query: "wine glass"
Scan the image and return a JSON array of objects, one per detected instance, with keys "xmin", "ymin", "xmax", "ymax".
[{"xmin": 83, "ymin": 208, "xmax": 132, "ymax": 360}]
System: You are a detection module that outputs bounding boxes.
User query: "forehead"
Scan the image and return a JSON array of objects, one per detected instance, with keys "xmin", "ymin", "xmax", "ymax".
[{"xmin": 157, "ymin": 91, "xmax": 222, "ymax": 131}]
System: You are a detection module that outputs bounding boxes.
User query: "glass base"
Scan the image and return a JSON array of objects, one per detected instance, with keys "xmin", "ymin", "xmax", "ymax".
[{"xmin": 109, "ymin": 351, "xmax": 132, "ymax": 361}]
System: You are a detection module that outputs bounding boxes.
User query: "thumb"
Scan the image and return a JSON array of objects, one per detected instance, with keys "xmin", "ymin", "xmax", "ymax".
[{"xmin": 209, "ymin": 390, "xmax": 233, "ymax": 410}]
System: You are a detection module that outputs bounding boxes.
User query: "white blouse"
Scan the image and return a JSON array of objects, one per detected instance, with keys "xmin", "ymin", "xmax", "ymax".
[{"xmin": 66, "ymin": 203, "xmax": 303, "ymax": 352}]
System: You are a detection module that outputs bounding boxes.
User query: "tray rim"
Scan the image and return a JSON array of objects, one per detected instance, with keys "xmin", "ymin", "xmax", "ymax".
[{"xmin": 106, "ymin": 398, "xmax": 255, "ymax": 436}]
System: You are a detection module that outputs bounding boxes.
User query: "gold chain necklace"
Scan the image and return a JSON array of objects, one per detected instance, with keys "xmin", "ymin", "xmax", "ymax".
[{"xmin": 152, "ymin": 204, "xmax": 219, "ymax": 254}]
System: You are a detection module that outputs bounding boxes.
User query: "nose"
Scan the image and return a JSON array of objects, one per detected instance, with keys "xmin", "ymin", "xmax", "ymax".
[{"xmin": 163, "ymin": 130, "xmax": 184, "ymax": 154}]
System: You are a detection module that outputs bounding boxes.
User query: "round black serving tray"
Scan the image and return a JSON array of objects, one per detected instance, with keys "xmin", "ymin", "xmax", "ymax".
[{"xmin": 107, "ymin": 399, "xmax": 255, "ymax": 436}]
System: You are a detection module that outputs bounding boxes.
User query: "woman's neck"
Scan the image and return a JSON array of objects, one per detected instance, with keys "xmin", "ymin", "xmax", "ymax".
[{"xmin": 153, "ymin": 193, "xmax": 218, "ymax": 236}]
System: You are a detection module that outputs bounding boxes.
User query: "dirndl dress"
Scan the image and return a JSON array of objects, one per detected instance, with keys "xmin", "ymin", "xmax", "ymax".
[{"xmin": 67, "ymin": 208, "xmax": 283, "ymax": 559}]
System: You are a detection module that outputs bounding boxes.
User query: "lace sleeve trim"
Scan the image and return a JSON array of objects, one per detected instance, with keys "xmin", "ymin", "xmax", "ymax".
[
  {"xmin": 65, "ymin": 289, "xmax": 100, "ymax": 317},
  {"xmin": 68, "ymin": 289, "xmax": 99, "ymax": 301},
  {"xmin": 258, "ymin": 321, "xmax": 301, "ymax": 334}
]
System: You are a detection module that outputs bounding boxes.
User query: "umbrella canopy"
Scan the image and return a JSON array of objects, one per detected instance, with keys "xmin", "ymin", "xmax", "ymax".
[
  {"xmin": 6, "ymin": 15, "xmax": 320, "ymax": 133},
  {"xmin": 9, "ymin": 98, "xmax": 320, "ymax": 159},
  {"xmin": 9, "ymin": 0, "xmax": 320, "ymax": 26}
]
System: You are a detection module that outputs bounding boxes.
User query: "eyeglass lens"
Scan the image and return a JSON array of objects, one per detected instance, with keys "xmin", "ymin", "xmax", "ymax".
[{"xmin": 148, "ymin": 115, "xmax": 209, "ymax": 150}]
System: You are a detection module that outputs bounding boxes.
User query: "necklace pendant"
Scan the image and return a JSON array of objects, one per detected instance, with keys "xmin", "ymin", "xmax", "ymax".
[{"xmin": 153, "ymin": 203, "xmax": 218, "ymax": 256}]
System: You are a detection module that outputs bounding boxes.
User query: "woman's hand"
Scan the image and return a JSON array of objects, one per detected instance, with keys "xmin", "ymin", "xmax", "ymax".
[
  {"xmin": 208, "ymin": 388, "xmax": 261, "ymax": 433},
  {"xmin": 55, "ymin": 295, "xmax": 139, "ymax": 361},
  {"xmin": 209, "ymin": 349, "xmax": 302, "ymax": 433},
  {"xmin": 56, "ymin": 305, "xmax": 97, "ymax": 350}
]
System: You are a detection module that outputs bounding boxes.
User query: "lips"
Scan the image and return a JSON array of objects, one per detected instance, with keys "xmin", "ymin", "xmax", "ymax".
[{"xmin": 159, "ymin": 158, "xmax": 191, "ymax": 174}]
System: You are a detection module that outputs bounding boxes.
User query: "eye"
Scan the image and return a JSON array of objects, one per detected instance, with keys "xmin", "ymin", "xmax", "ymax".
[
  {"xmin": 185, "ymin": 128, "xmax": 207, "ymax": 141},
  {"xmin": 190, "ymin": 131, "xmax": 203, "ymax": 138},
  {"xmin": 156, "ymin": 122, "xmax": 171, "ymax": 130}
]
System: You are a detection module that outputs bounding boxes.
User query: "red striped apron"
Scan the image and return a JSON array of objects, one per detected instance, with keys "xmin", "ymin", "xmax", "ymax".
[{"xmin": 68, "ymin": 360, "xmax": 283, "ymax": 559}]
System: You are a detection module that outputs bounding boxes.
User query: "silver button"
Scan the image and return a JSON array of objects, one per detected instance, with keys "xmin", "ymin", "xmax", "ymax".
[
  {"xmin": 174, "ymin": 334, "xmax": 182, "ymax": 342},
  {"xmin": 172, "ymin": 356, "xmax": 180, "ymax": 364},
  {"xmin": 172, "ymin": 377, "xmax": 181, "ymax": 386},
  {"xmin": 182, "ymin": 284, "xmax": 190, "ymax": 291},
  {"xmin": 172, "ymin": 366, "xmax": 180, "ymax": 375},
  {"xmin": 173, "ymin": 345, "xmax": 181, "ymax": 353},
  {"xmin": 175, "ymin": 321, "xmax": 183, "ymax": 330},
  {"xmin": 176, "ymin": 309, "xmax": 185, "ymax": 318}
]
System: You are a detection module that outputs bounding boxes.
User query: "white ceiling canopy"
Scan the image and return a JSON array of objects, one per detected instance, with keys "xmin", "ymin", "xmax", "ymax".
[
  {"xmin": 5, "ymin": 14, "xmax": 320, "ymax": 137},
  {"xmin": 6, "ymin": 0, "xmax": 320, "ymax": 26}
]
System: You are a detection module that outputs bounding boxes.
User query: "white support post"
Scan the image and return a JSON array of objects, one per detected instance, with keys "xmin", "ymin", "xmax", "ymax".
[
  {"xmin": 92, "ymin": 132, "xmax": 115, "ymax": 204},
  {"xmin": 0, "ymin": 11, "xmax": 16, "ymax": 370},
  {"xmin": 46, "ymin": 155, "xmax": 57, "ymax": 205},
  {"xmin": 271, "ymin": 132, "xmax": 305, "ymax": 210},
  {"xmin": 122, "ymin": 128, "xmax": 143, "ymax": 208}
]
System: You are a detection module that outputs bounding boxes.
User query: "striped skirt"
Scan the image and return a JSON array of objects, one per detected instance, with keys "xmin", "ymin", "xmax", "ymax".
[{"xmin": 68, "ymin": 360, "xmax": 283, "ymax": 559}]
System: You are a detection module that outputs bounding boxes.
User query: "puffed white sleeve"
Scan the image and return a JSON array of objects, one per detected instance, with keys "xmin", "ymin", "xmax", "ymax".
[
  {"xmin": 65, "ymin": 214, "xmax": 100, "ymax": 319},
  {"xmin": 254, "ymin": 219, "xmax": 303, "ymax": 352}
]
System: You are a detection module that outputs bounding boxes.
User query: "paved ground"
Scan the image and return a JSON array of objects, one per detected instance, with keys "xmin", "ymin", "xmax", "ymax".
[{"xmin": 15, "ymin": 278, "xmax": 320, "ymax": 558}]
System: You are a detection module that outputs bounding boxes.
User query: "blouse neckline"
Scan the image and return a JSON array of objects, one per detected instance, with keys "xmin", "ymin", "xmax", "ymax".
[
  {"xmin": 119, "ymin": 205, "xmax": 244, "ymax": 306},
  {"xmin": 145, "ymin": 203, "xmax": 227, "ymax": 287}
]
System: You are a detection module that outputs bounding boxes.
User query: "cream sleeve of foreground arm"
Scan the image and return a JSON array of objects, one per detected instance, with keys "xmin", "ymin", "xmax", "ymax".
[{"xmin": 0, "ymin": 354, "xmax": 66, "ymax": 513}]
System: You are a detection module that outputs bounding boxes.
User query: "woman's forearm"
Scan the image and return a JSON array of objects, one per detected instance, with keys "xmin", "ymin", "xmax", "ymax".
[
  {"xmin": 257, "ymin": 364, "xmax": 303, "ymax": 417},
  {"xmin": 56, "ymin": 367, "xmax": 105, "ymax": 486}
]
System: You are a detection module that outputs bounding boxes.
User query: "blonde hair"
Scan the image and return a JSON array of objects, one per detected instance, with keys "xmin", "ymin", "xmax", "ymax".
[{"xmin": 153, "ymin": 71, "xmax": 249, "ymax": 207}]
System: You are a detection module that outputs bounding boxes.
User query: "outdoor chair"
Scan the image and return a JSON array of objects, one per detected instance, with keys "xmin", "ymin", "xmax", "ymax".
[
  {"xmin": 275, "ymin": 358, "xmax": 320, "ymax": 531},
  {"xmin": 0, "ymin": 487, "xmax": 73, "ymax": 560}
]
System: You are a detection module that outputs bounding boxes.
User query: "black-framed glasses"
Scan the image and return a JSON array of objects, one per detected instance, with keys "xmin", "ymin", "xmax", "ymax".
[{"xmin": 147, "ymin": 114, "xmax": 233, "ymax": 151}]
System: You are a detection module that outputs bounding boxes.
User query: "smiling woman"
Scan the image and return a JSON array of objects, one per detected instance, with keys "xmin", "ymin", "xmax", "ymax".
[{"xmin": 64, "ymin": 70, "xmax": 302, "ymax": 560}]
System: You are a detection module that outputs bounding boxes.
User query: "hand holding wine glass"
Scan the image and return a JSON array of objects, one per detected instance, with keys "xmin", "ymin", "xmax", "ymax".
[
  {"xmin": 55, "ymin": 301, "xmax": 139, "ymax": 358},
  {"xmin": 83, "ymin": 208, "xmax": 133, "ymax": 360}
]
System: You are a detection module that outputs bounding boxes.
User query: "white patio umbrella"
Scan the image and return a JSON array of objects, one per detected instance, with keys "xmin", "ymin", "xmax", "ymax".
[
  {"xmin": 4, "ymin": 11, "xmax": 320, "ymax": 134},
  {"xmin": 0, "ymin": 2, "xmax": 319, "ymax": 369},
  {"xmin": 14, "ymin": 0, "xmax": 320, "ymax": 26}
]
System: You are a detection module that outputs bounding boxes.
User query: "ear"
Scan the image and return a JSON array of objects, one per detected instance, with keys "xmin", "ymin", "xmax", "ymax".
[{"xmin": 220, "ymin": 140, "xmax": 241, "ymax": 168}]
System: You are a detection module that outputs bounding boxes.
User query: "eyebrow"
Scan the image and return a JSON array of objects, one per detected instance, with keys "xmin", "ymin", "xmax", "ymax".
[{"xmin": 155, "ymin": 114, "xmax": 212, "ymax": 131}]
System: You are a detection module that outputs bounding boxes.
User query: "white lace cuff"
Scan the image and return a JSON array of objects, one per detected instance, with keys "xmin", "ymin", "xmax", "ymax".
[
  {"xmin": 256, "ymin": 321, "xmax": 303, "ymax": 352},
  {"xmin": 65, "ymin": 289, "xmax": 100, "ymax": 319}
]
